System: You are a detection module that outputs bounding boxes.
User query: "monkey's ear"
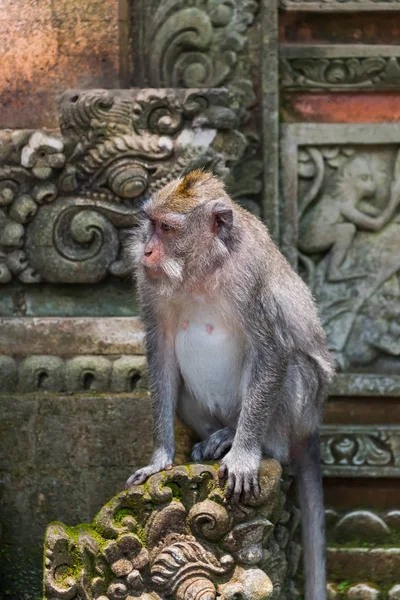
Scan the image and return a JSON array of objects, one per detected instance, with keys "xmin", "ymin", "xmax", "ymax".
[{"xmin": 211, "ymin": 203, "xmax": 233, "ymax": 236}]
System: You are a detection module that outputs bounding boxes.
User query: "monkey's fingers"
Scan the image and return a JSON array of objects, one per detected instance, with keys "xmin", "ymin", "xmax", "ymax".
[
  {"xmin": 125, "ymin": 469, "xmax": 148, "ymax": 487},
  {"xmin": 125, "ymin": 462, "xmax": 172, "ymax": 488},
  {"xmin": 225, "ymin": 472, "xmax": 237, "ymax": 500},
  {"xmin": 191, "ymin": 442, "xmax": 205, "ymax": 462},
  {"xmin": 218, "ymin": 463, "xmax": 227, "ymax": 479},
  {"xmin": 232, "ymin": 474, "xmax": 245, "ymax": 504},
  {"xmin": 213, "ymin": 439, "xmax": 232, "ymax": 460},
  {"xmin": 241, "ymin": 473, "xmax": 261, "ymax": 504}
]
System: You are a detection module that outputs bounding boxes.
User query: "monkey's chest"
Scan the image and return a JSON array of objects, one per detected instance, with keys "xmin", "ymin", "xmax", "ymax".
[{"xmin": 174, "ymin": 304, "xmax": 244, "ymax": 419}]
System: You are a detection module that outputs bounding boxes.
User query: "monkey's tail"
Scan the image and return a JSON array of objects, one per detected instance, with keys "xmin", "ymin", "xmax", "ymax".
[{"xmin": 296, "ymin": 432, "xmax": 326, "ymax": 600}]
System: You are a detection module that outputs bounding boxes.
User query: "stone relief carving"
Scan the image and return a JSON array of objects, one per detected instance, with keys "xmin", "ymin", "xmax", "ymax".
[
  {"xmin": 0, "ymin": 354, "xmax": 147, "ymax": 394},
  {"xmin": 43, "ymin": 461, "xmax": 300, "ymax": 600},
  {"xmin": 0, "ymin": 88, "xmax": 251, "ymax": 285},
  {"xmin": 133, "ymin": 1, "xmax": 258, "ymax": 99},
  {"xmin": 320, "ymin": 425, "xmax": 400, "ymax": 477},
  {"xmin": 326, "ymin": 507, "xmax": 400, "ymax": 544},
  {"xmin": 281, "ymin": 48, "xmax": 400, "ymax": 92},
  {"xmin": 130, "ymin": 0, "xmax": 264, "ymax": 215},
  {"xmin": 291, "ymin": 139, "xmax": 400, "ymax": 373}
]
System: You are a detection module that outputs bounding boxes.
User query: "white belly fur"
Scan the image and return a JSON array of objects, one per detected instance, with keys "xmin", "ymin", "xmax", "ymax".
[{"xmin": 175, "ymin": 298, "xmax": 244, "ymax": 427}]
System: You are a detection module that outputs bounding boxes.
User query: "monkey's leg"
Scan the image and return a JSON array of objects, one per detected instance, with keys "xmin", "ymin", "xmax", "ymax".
[
  {"xmin": 327, "ymin": 223, "xmax": 361, "ymax": 282},
  {"xmin": 177, "ymin": 388, "xmax": 222, "ymax": 440},
  {"xmin": 192, "ymin": 427, "xmax": 235, "ymax": 461}
]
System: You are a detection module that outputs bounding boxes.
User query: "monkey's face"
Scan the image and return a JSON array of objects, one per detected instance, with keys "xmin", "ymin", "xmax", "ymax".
[
  {"xmin": 132, "ymin": 202, "xmax": 235, "ymax": 291},
  {"xmin": 130, "ymin": 171, "xmax": 238, "ymax": 291}
]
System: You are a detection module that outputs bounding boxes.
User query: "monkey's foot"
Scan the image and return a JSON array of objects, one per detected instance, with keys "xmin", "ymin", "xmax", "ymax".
[
  {"xmin": 219, "ymin": 450, "xmax": 261, "ymax": 504},
  {"xmin": 191, "ymin": 427, "xmax": 235, "ymax": 462},
  {"xmin": 125, "ymin": 460, "xmax": 173, "ymax": 487}
]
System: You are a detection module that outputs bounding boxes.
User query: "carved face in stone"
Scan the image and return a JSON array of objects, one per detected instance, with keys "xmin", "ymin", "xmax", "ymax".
[{"xmin": 338, "ymin": 156, "xmax": 376, "ymax": 199}]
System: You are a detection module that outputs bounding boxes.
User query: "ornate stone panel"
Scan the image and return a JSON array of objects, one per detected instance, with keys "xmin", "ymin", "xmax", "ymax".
[
  {"xmin": 321, "ymin": 425, "xmax": 400, "ymax": 477},
  {"xmin": 129, "ymin": 0, "xmax": 278, "ymax": 236},
  {"xmin": 281, "ymin": 124, "xmax": 400, "ymax": 392},
  {"xmin": 281, "ymin": 46, "xmax": 400, "ymax": 92},
  {"xmin": 43, "ymin": 461, "xmax": 300, "ymax": 600},
  {"xmin": 130, "ymin": 0, "xmax": 259, "ymax": 99},
  {"xmin": 280, "ymin": 0, "xmax": 400, "ymax": 11},
  {"xmin": 0, "ymin": 88, "xmax": 251, "ymax": 286}
]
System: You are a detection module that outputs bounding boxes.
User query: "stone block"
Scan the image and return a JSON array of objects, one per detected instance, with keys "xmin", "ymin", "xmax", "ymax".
[{"xmin": 0, "ymin": 392, "xmax": 191, "ymax": 599}]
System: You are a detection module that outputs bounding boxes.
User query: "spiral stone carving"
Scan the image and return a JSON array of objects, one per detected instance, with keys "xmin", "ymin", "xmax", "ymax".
[
  {"xmin": 0, "ymin": 88, "xmax": 248, "ymax": 284},
  {"xmin": 43, "ymin": 462, "xmax": 299, "ymax": 600}
]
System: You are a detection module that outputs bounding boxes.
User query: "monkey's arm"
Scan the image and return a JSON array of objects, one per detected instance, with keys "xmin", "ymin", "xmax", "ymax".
[
  {"xmin": 126, "ymin": 325, "xmax": 180, "ymax": 487},
  {"xmin": 219, "ymin": 343, "xmax": 288, "ymax": 503},
  {"xmin": 341, "ymin": 181, "xmax": 400, "ymax": 231}
]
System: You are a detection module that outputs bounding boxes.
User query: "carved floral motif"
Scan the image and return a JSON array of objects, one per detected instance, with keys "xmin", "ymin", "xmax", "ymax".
[
  {"xmin": 0, "ymin": 88, "xmax": 250, "ymax": 284},
  {"xmin": 320, "ymin": 426, "xmax": 400, "ymax": 477},
  {"xmin": 43, "ymin": 462, "xmax": 300, "ymax": 600},
  {"xmin": 136, "ymin": 0, "xmax": 259, "ymax": 94},
  {"xmin": 281, "ymin": 56, "xmax": 400, "ymax": 91}
]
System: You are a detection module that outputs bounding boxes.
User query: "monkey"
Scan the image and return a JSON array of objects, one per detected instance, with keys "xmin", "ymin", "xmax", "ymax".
[
  {"xmin": 299, "ymin": 154, "xmax": 400, "ymax": 282},
  {"xmin": 126, "ymin": 170, "xmax": 335, "ymax": 600}
]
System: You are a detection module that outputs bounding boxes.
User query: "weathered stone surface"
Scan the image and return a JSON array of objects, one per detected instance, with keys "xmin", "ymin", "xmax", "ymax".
[
  {"xmin": 0, "ymin": 88, "xmax": 252, "ymax": 286},
  {"xmin": 327, "ymin": 548, "xmax": 400, "ymax": 583},
  {"xmin": 0, "ymin": 281, "xmax": 139, "ymax": 317},
  {"xmin": 0, "ymin": 354, "xmax": 149, "ymax": 394},
  {"xmin": 389, "ymin": 585, "xmax": 400, "ymax": 600},
  {"xmin": 347, "ymin": 583, "xmax": 380, "ymax": 600},
  {"xmin": 281, "ymin": 45, "xmax": 400, "ymax": 92},
  {"xmin": 42, "ymin": 460, "xmax": 299, "ymax": 600},
  {"xmin": 327, "ymin": 583, "xmax": 340, "ymax": 600},
  {"xmin": 0, "ymin": 0, "xmax": 121, "ymax": 128},
  {"xmin": 0, "ymin": 393, "xmax": 194, "ymax": 600},
  {"xmin": 320, "ymin": 425, "xmax": 400, "ymax": 478},
  {"xmin": 335, "ymin": 511, "xmax": 391, "ymax": 543},
  {"xmin": 0, "ymin": 317, "xmax": 145, "ymax": 356},
  {"xmin": 280, "ymin": 0, "xmax": 400, "ymax": 10},
  {"xmin": 281, "ymin": 123, "xmax": 400, "ymax": 394}
]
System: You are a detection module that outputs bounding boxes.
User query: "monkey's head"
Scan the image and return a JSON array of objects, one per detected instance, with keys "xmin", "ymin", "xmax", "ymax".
[{"xmin": 130, "ymin": 170, "xmax": 239, "ymax": 292}]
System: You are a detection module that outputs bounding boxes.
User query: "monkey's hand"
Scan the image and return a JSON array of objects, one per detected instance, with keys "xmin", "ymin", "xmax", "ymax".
[
  {"xmin": 218, "ymin": 450, "xmax": 261, "ymax": 504},
  {"xmin": 125, "ymin": 452, "xmax": 173, "ymax": 487},
  {"xmin": 192, "ymin": 427, "xmax": 235, "ymax": 461}
]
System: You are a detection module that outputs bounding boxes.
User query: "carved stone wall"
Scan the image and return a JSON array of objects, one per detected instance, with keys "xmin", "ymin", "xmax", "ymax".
[
  {"xmin": 281, "ymin": 124, "xmax": 400, "ymax": 394},
  {"xmin": 0, "ymin": 88, "xmax": 250, "ymax": 287}
]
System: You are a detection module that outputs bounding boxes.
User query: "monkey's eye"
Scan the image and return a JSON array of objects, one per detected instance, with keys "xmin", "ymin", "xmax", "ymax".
[{"xmin": 160, "ymin": 222, "xmax": 174, "ymax": 232}]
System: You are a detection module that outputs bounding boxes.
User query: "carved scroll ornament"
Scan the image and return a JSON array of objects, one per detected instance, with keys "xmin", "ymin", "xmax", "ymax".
[
  {"xmin": 280, "ymin": 46, "xmax": 400, "ymax": 92},
  {"xmin": 43, "ymin": 461, "xmax": 300, "ymax": 600},
  {"xmin": 0, "ymin": 88, "xmax": 248, "ymax": 284},
  {"xmin": 137, "ymin": 0, "xmax": 258, "ymax": 94}
]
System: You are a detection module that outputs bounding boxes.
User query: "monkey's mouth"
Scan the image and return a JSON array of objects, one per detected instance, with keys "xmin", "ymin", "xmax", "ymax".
[{"xmin": 143, "ymin": 265, "xmax": 164, "ymax": 279}]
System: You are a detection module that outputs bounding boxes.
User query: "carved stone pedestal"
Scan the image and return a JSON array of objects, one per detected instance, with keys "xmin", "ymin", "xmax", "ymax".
[{"xmin": 43, "ymin": 461, "xmax": 300, "ymax": 600}]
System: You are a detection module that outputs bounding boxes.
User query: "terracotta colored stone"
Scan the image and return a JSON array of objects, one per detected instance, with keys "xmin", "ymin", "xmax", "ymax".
[
  {"xmin": 282, "ymin": 94, "xmax": 400, "ymax": 124},
  {"xmin": 280, "ymin": 13, "xmax": 400, "ymax": 45},
  {"xmin": 0, "ymin": 0, "xmax": 121, "ymax": 128}
]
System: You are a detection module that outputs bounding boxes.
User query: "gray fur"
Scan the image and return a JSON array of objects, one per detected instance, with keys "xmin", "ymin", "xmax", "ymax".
[{"xmin": 125, "ymin": 172, "xmax": 335, "ymax": 600}]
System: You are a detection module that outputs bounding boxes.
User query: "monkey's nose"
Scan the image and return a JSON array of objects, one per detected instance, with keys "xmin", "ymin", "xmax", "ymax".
[{"xmin": 144, "ymin": 249, "xmax": 152, "ymax": 256}]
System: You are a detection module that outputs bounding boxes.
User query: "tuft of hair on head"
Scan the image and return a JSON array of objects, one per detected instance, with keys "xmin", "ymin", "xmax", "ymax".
[{"xmin": 156, "ymin": 170, "xmax": 226, "ymax": 214}]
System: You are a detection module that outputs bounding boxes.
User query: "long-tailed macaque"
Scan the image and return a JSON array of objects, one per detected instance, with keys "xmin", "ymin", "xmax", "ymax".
[{"xmin": 126, "ymin": 171, "xmax": 335, "ymax": 600}]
